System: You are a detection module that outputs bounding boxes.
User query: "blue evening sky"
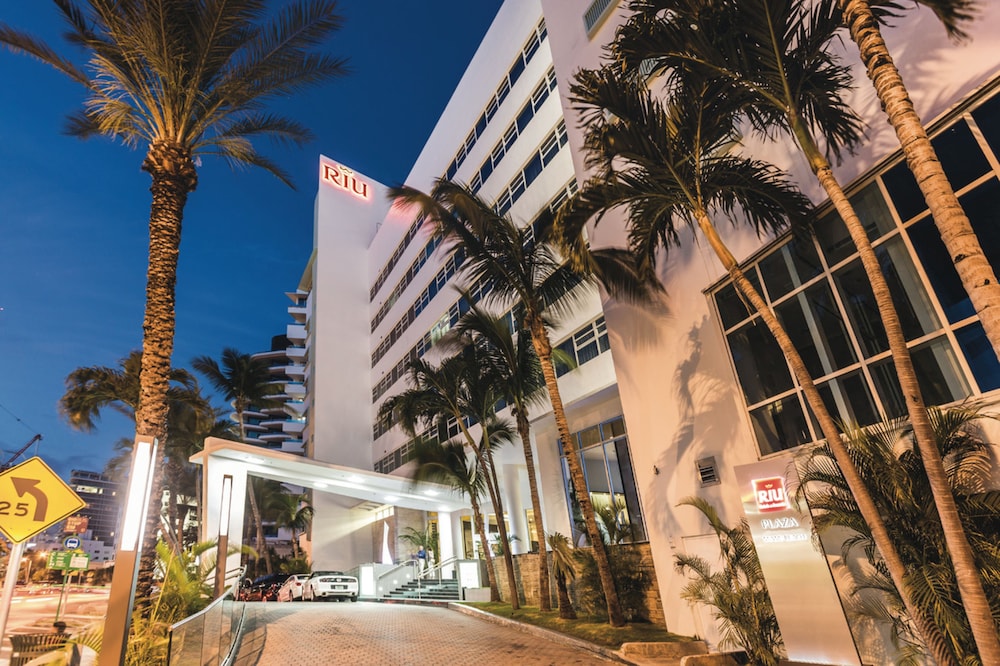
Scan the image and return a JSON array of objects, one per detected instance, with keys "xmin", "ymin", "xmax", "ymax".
[{"xmin": 0, "ymin": 2, "xmax": 503, "ymax": 478}]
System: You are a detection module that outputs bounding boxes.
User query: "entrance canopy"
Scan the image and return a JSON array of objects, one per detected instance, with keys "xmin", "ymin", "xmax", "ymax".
[{"xmin": 190, "ymin": 437, "xmax": 470, "ymax": 514}]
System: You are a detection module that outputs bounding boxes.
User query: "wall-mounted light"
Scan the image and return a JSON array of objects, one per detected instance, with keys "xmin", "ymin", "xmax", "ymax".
[
  {"xmin": 215, "ymin": 474, "xmax": 234, "ymax": 596},
  {"xmin": 118, "ymin": 438, "xmax": 156, "ymax": 551}
]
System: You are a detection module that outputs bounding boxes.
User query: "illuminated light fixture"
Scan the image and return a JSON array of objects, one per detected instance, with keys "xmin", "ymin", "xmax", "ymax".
[
  {"xmin": 384, "ymin": 495, "xmax": 399, "ymax": 502},
  {"xmin": 215, "ymin": 475, "xmax": 234, "ymax": 596},
  {"xmin": 320, "ymin": 160, "xmax": 370, "ymax": 200},
  {"xmin": 422, "ymin": 490, "xmax": 439, "ymax": 497},
  {"xmin": 315, "ymin": 481, "xmax": 328, "ymax": 489},
  {"xmin": 348, "ymin": 474, "xmax": 364, "ymax": 483},
  {"xmin": 119, "ymin": 438, "xmax": 156, "ymax": 552}
]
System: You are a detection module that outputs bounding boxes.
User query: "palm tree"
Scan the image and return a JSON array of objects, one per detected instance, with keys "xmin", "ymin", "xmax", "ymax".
[
  {"xmin": 411, "ymin": 438, "xmax": 499, "ymax": 601},
  {"xmin": 798, "ymin": 405, "xmax": 1000, "ymax": 664},
  {"xmin": 614, "ymin": 1, "xmax": 1000, "ymax": 658},
  {"xmin": 60, "ymin": 351, "xmax": 212, "ymax": 554},
  {"xmin": 547, "ymin": 532, "xmax": 578, "ymax": 620},
  {"xmin": 839, "ymin": 0, "xmax": 1000, "ymax": 360},
  {"xmin": 267, "ymin": 492, "xmax": 314, "ymax": 560},
  {"xmin": 389, "ymin": 182, "xmax": 659, "ymax": 626},
  {"xmin": 675, "ymin": 497, "xmax": 785, "ymax": 666},
  {"xmin": 380, "ymin": 348, "xmax": 523, "ymax": 608},
  {"xmin": 193, "ymin": 347, "xmax": 282, "ymax": 574},
  {"xmin": 559, "ymin": 66, "xmax": 953, "ymax": 663},
  {"xmin": 0, "ymin": 0, "xmax": 347, "ymax": 600},
  {"xmin": 446, "ymin": 297, "xmax": 553, "ymax": 611}
]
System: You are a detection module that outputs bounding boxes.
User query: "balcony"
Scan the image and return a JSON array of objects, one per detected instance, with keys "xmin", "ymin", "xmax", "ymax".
[{"xmin": 286, "ymin": 324, "xmax": 306, "ymax": 342}]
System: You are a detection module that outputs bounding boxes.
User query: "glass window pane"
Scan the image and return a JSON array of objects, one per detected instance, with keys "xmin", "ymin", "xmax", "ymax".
[
  {"xmin": 582, "ymin": 447, "xmax": 609, "ymax": 493},
  {"xmin": 820, "ymin": 371, "xmax": 880, "ymax": 429},
  {"xmin": 606, "ymin": 417, "xmax": 626, "ymax": 438},
  {"xmin": 931, "ymin": 121, "xmax": 991, "ymax": 191},
  {"xmin": 883, "ymin": 160, "xmax": 927, "ymax": 223},
  {"xmin": 715, "ymin": 270, "xmax": 763, "ymax": 330},
  {"xmin": 871, "ymin": 336, "xmax": 970, "ymax": 417},
  {"xmin": 750, "ymin": 395, "xmax": 811, "ymax": 456},
  {"xmin": 834, "ymin": 260, "xmax": 889, "ymax": 357},
  {"xmin": 955, "ymin": 322, "xmax": 1000, "ymax": 392},
  {"xmin": 907, "ymin": 215, "xmax": 974, "ymax": 323},
  {"xmin": 775, "ymin": 283, "xmax": 856, "ymax": 378},
  {"xmin": 613, "ymin": 438, "xmax": 646, "ymax": 541},
  {"xmin": 578, "ymin": 425, "xmax": 601, "ymax": 449},
  {"xmin": 759, "ymin": 237, "xmax": 823, "ymax": 300},
  {"xmin": 727, "ymin": 321, "xmax": 794, "ymax": 404},
  {"xmin": 972, "ymin": 92, "xmax": 1000, "ymax": 158},
  {"xmin": 815, "ymin": 183, "xmax": 895, "ymax": 265}
]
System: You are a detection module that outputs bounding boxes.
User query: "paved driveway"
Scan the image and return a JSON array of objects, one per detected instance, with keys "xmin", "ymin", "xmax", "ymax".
[{"xmin": 233, "ymin": 601, "xmax": 620, "ymax": 665}]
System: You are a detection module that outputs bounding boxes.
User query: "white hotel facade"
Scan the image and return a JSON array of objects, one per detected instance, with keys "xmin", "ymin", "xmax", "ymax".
[{"xmin": 274, "ymin": 0, "xmax": 1000, "ymax": 661}]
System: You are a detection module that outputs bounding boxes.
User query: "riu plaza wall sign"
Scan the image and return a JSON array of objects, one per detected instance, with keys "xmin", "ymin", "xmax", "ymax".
[{"xmin": 321, "ymin": 160, "xmax": 370, "ymax": 201}]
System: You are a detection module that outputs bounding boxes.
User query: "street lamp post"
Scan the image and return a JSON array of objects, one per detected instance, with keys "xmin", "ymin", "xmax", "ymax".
[{"xmin": 98, "ymin": 436, "xmax": 158, "ymax": 666}]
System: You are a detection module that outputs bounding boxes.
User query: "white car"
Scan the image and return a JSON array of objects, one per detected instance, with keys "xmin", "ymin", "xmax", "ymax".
[
  {"xmin": 276, "ymin": 574, "xmax": 310, "ymax": 602},
  {"xmin": 302, "ymin": 571, "xmax": 359, "ymax": 602}
]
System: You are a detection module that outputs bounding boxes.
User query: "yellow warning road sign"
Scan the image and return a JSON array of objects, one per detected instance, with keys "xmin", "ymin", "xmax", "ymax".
[{"xmin": 0, "ymin": 457, "xmax": 86, "ymax": 543}]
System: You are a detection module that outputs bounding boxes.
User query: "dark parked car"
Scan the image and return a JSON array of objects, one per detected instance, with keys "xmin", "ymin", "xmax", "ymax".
[{"xmin": 240, "ymin": 573, "xmax": 290, "ymax": 602}]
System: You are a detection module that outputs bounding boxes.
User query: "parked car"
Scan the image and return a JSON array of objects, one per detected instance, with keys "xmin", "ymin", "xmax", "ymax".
[
  {"xmin": 241, "ymin": 573, "xmax": 290, "ymax": 602},
  {"xmin": 276, "ymin": 574, "xmax": 310, "ymax": 602},
  {"xmin": 302, "ymin": 571, "xmax": 358, "ymax": 602}
]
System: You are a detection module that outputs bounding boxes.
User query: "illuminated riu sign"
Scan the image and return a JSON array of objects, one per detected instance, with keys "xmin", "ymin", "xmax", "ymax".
[
  {"xmin": 321, "ymin": 161, "xmax": 370, "ymax": 201},
  {"xmin": 752, "ymin": 476, "xmax": 790, "ymax": 513}
]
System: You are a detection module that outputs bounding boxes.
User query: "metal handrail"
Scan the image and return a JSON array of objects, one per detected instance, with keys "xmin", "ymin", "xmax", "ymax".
[{"xmin": 417, "ymin": 555, "xmax": 460, "ymax": 580}]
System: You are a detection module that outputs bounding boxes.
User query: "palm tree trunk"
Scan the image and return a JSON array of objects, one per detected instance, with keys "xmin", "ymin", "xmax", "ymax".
[
  {"xmin": 527, "ymin": 312, "xmax": 626, "ymax": 627},
  {"xmin": 794, "ymin": 117, "xmax": 1000, "ymax": 664},
  {"xmin": 247, "ymin": 479, "xmax": 272, "ymax": 575},
  {"xmin": 556, "ymin": 572, "xmax": 576, "ymax": 620},
  {"xmin": 515, "ymin": 408, "xmax": 552, "ymax": 611},
  {"xmin": 470, "ymin": 493, "xmax": 501, "ymax": 601},
  {"xmin": 133, "ymin": 145, "xmax": 196, "ymax": 602},
  {"xmin": 841, "ymin": 0, "xmax": 1000, "ymax": 364},
  {"xmin": 696, "ymin": 211, "xmax": 956, "ymax": 666},
  {"xmin": 460, "ymin": 420, "xmax": 520, "ymax": 609}
]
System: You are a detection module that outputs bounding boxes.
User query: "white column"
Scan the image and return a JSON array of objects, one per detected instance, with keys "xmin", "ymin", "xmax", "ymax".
[
  {"xmin": 437, "ymin": 511, "xmax": 455, "ymax": 577},
  {"xmin": 502, "ymin": 464, "xmax": 529, "ymax": 555},
  {"xmin": 202, "ymin": 455, "xmax": 248, "ymax": 580}
]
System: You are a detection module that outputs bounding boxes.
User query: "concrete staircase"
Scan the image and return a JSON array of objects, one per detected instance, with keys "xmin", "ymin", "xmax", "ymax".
[{"xmin": 384, "ymin": 577, "xmax": 460, "ymax": 601}]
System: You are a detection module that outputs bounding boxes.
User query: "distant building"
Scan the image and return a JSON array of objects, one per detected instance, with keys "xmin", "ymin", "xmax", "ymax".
[{"xmin": 69, "ymin": 470, "xmax": 120, "ymax": 550}]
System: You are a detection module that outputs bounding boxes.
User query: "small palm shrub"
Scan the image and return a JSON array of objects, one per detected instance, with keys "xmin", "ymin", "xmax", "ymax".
[
  {"xmin": 575, "ymin": 544, "xmax": 652, "ymax": 622},
  {"xmin": 675, "ymin": 497, "xmax": 783, "ymax": 666}
]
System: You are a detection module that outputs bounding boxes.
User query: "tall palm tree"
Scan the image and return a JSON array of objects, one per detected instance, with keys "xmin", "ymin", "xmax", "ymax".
[
  {"xmin": 380, "ymin": 348, "xmax": 523, "ymax": 608},
  {"xmin": 0, "ymin": 0, "xmax": 347, "ymax": 598},
  {"xmin": 193, "ymin": 347, "xmax": 282, "ymax": 574},
  {"xmin": 389, "ymin": 183, "xmax": 659, "ymax": 626},
  {"xmin": 412, "ymin": 438, "xmax": 499, "ymax": 601},
  {"xmin": 839, "ymin": 0, "xmax": 1000, "ymax": 360},
  {"xmin": 614, "ymin": 1, "xmax": 1000, "ymax": 658},
  {"xmin": 798, "ymin": 405, "xmax": 1000, "ymax": 664},
  {"xmin": 446, "ymin": 297, "xmax": 554, "ymax": 611},
  {"xmin": 559, "ymin": 67, "xmax": 953, "ymax": 663},
  {"xmin": 267, "ymin": 492, "xmax": 313, "ymax": 560}
]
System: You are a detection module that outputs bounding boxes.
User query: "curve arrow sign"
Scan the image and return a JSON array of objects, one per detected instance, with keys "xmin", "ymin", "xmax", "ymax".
[{"xmin": 12, "ymin": 477, "xmax": 48, "ymax": 521}]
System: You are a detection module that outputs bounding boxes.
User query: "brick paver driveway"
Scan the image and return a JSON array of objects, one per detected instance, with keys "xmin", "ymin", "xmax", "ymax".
[{"xmin": 233, "ymin": 601, "xmax": 619, "ymax": 665}]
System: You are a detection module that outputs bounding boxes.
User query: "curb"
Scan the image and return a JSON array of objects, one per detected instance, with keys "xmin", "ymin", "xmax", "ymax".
[{"xmin": 447, "ymin": 602, "xmax": 635, "ymax": 664}]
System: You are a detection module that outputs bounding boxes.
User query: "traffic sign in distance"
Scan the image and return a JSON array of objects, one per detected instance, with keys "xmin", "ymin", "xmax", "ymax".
[
  {"xmin": 48, "ymin": 550, "xmax": 91, "ymax": 571},
  {"xmin": 0, "ymin": 457, "xmax": 86, "ymax": 543}
]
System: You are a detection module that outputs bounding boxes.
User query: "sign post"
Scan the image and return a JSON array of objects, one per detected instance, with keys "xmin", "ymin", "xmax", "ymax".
[{"xmin": 0, "ymin": 457, "xmax": 86, "ymax": 651}]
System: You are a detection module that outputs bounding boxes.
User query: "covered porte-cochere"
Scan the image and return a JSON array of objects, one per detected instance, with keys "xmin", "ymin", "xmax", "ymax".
[{"xmin": 190, "ymin": 437, "xmax": 472, "ymax": 589}]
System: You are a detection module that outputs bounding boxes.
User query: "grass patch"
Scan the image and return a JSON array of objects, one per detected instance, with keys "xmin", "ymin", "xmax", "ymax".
[{"xmin": 461, "ymin": 602, "xmax": 693, "ymax": 648}]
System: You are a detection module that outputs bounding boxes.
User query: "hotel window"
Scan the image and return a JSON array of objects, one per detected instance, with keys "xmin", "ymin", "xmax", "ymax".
[
  {"xmin": 560, "ymin": 416, "xmax": 646, "ymax": 544},
  {"xmin": 713, "ymin": 83, "xmax": 1000, "ymax": 456}
]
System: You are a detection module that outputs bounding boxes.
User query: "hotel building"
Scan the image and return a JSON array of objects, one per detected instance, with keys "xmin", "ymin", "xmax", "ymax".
[{"xmin": 259, "ymin": 0, "xmax": 1000, "ymax": 661}]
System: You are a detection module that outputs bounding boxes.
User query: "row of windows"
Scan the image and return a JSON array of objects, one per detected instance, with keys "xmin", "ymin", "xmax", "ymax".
[
  {"xmin": 444, "ymin": 19, "xmax": 549, "ymax": 183},
  {"xmin": 370, "ymin": 221, "xmax": 422, "ymax": 303},
  {"xmin": 368, "ymin": 21, "xmax": 549, "ymax": 310},
  {"xmin": 371, "ymin": 129, "xmax": 571, "ymax": 389},
  {"xmin": 715, "ymin": 83, "xmax": 1000, "ymax": 457},
  {"xmin": 469, "ymin": 68, "xmax": 559, "ymax": 192},
  {"xmin": 371, "ymin": 234, "xmax": 444, "ymax": 330},
  {"xmin": 496, "ymin": 121, "xmax": 569, "ymax": 217},
  {"xmin": 373, "ymin": 315, "xmax": 616, "ymax": 468}
]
